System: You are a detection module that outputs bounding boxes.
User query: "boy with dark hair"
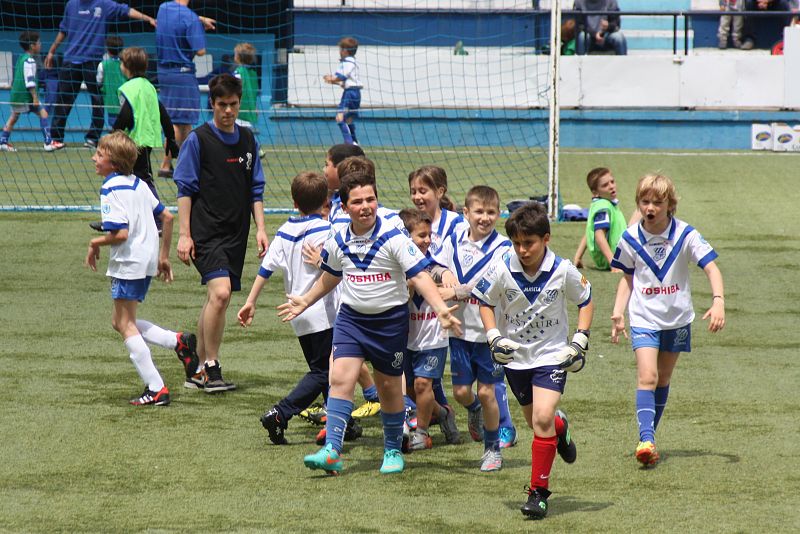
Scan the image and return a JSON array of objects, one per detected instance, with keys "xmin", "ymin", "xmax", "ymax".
[
  {"xmin": 1, "ymin": 30, "xmax": 56, "ymax": 152},
  {"xmin": 323, "ymin": 36, "xmax": 362, "ymax": 145},
  {"xmin": 97, "ymin": 35, "xmax": 125, "ymax": 128},
  {"xmin": 473, "ymin": 201, "xmax": 594, "ymax": 518},
  {"xmin": 238, "ymin": 171, "xmax": 336, "ymax": 445},
  {"xmin": 174, "ymin": 73, "xmax": 269, "ymax": 393}
]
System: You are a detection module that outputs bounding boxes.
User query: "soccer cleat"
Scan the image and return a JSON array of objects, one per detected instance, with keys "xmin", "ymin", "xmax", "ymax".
[
  {"xmin": 438, "ymin": 405, "xmax": 462, "ymax": 445},
  {"xmin": 468, "ymin": 405, "xmax": 484, "ymax": 442},
  {"xmin": 379, "ymin": 449, "xmax": 405, "ymax": 474},
  {"xmin": 351, "ymin": 400, "xmax": 381, "ymax": 418},
  {"xmin": 129, "ymin": 386, "xmax": 170, "ymax": 406},
  {"xmin": 304, "ymin": 443, "xmax": 342, "ymax": 475},
  {"xmin": 260, "ymin": 407, "xmax": 288, "ymax": 445},
  {"xmin": 174, "ymin": 332, "xmax": 201, "ymax": 383},
  {"xmin": 406, "ymin": 407, "xmax": 417, "ymax": 431},
  {"xmin": 83, "ymin": 139, "xmax": 98, "ymax": 149},
  {"xmin": 0, "ymin": 143, "xmax": 17, "ymax": 152},
  {"xmin": 636, "ymin": 440, "xmax": 660, "ymax": 466},
  {"xmin": 88, "ymin": 221, "xmax": 104, "ymax": 232},
  {"xmin": 315, "ymin": 417, "xmax": 361, "ymax": 445},
  {"xmin": 204, "ymin": 362, "xmax": 236, "ymax": 393},
  {"xmin": 480, "ymin": 447, "xmax": 503, "ymax": 472},
  {"xmin": 499, "ymin": 426, "xmax": 518, "ymax": 449},
  {"xmin": 299, "ymin": 403, "xmax": 327, "ymax": 426},
  {"xmin": 184, "ymin": 368, "xmax": 205, "ymax": 389},
  {"xmin": 556, "ymin": 409, "xmax": 577, "ymax": 463},
  {"xmin": 401, "ymin": 421, "xmax": 411, "ymax": 453},
  {"xmin": 43, "ymin": 143, "xmax": 57, "ymax": 152},
  {"xmin": 157, "ymin": 168, "xmax": 174, "ymax": 178},
  {"xmin": 48, "ymin": 141, "xmax": 65, "ymax": 151},
  {"xmin": 521, "ymin": 486, "xmax": 551, "ymax": 519},
  {"xmin": 409, "ymin": 430, "xmax": 433, "ymax": 451},
  {"xmin": 315, "ymin": 427, "xmax": 327, "ymax": 446}
]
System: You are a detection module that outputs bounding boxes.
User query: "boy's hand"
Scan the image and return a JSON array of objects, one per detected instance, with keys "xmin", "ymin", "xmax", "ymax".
[
  {"xmin": 157, "ymin": 258, "xmax": 174, "ymax": 282},
  {"xmin": 323, "ymin": 74, "xmax": 336, "ymax": 84},
  {"xmin": 238, "ymin": 302, "xmax": 255, "ymax": 327},
  {"xmin": 703, "ymin": 297, "xmax": 725, "ymax": 332},
  {"xmin": 435, "ymin": 304, "xmax": 462, "ymax": 338},
  {"xmin": 554, "ymin": 332, "xmax": 588, "ymax": 372},
  {"xmin": 440, "ymin": 270, "xmax": 457, "ymax": 286},
  {"xmin": 256, "ymin": 230, "xmax": 269, "ymax": 258},
  {"xmin": 277, "ymin": 294, "xmax": 309, "ymax": 322},
  {"xmin": 610, "ymin": 313, "xmax": 627, "ymax": 343},
  {"xmin": 573, "ymin": 257, "xmax": 584, "ymax": 268},
  {"xmin": 487, "ymin": 328, "xmax": 519, "ymax": 365},
  {"xmin": 85, "ymin": 243, "xmax": 100, "ymax": 271},
  {"xmin": 302, "ymin": 242, "xmax": 323, "ymax": 267},
  {"xmin": 177, "ymin": 235, "xmax": 194, "ymax": 265},
  {"xmin": 438, "ymin": 286, "xmax": 456, "ymax": 301}
]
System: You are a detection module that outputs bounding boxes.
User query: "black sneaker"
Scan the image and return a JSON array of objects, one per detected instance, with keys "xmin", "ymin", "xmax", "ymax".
[
  {"xmin": 174, "ymin": 332, "xmax": 201, "ymax": 386},
  {"xmin": 130, "ymin": 386, "xmax": 170, "ymax": 406},
  {"xmin": 83, "ymin": 138, "xmax": 98, "ymax": 149},
  {"xmin": 260, "ymin": 407, "xmax": 288, "ymax": 445},
  {"xmin": 556, "ymin": 409, "xmax": 577, "ymax": 464},
  {"xmin": 204, "ymin": 361, "xmax": 236, "ymax": 393},
  {"xmin": 521, "ymin": 486, "xmax": 551, "ymax": 519},
  {"xmin": 89, "ymin": 221, "xmax": 104, "ymax": 232},
  {"xmin": 344, "ymin": 417, "xmax": 362, "ymax": 441}
]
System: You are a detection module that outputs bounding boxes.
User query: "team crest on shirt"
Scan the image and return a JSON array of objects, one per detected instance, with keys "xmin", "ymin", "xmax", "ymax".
[
  {"xmin": 502, "ymin": 251, "xmax": 511, "ymax": 261},
  {"xmin": 239, "ymin": 152, "xmax": 253, "ymax": 171},
  {"xmin": 541, "ymin": 289, "xmax": 559, "ymax": 305},
  {"xmin": 392, "ymin": 352, "xmax": 404, "ymax": 368},
  {"xmin": 407, "ymin": 244, "xmax": 418, "ymax": 256},
  {"xmin": 101, "ymin": 202, "xmax": 111, "ymax": 214},
  {"xmin": 463, "ymin": 252, "xmax": 475, "ymax": 267},
  {"xmin": 505, "ymin": 288, "xmax": 519, "ymax": 302},
  {"xmin": 580, "ymin": 275, "xmax": 588, "ymax": 287},
  {"xmin": 652, "ymin": 244, "xmax": 667, "ymax": 261}
]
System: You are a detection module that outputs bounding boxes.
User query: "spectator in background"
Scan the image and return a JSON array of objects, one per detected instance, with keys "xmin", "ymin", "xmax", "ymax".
[
  {"xmin": 562, "ymin": 19, "xmax": 577, "ymax": 56},
  {"xmin": 97, "ymin": 35, "xmax": 125, "ymax": 128},
  {"xmin": 741, "ymin": 0, "xmax": 797, "ymax": 49},
  {"xmin": 155, "ymin": 0, "xmax": 216, "ymax": 178},
  {"xmin": 45, "ymin": 0, "xmax": 156, "ymax": 148},
  {"xmin": 573, "ymin": 0, "xmax": 628, "ymax": 56},
  {"xmin": 233, "ymin": 43, "xmax": 259, "ymax": 130},
  {"xmin": 718, "ymin": 0, "xmax": 745, "ymax": 49}
]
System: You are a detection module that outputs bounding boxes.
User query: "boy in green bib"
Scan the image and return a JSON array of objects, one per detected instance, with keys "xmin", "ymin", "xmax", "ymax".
[
  {"xmin": 233, "ymin": 42, "xmax": 259, "ymax": 129},
  {"xmin": 573, "ymin": 167, "xmax": 640, "ymax": 271},
  {"xmin": 97, "ymin": 36, "xmax": 125, "ymax": 129}
]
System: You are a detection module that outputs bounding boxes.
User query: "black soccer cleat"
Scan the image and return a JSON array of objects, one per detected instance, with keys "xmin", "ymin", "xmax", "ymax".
[
  {"xmin": 345, "ymin": 417, "xmax": 362, "ymax": 441},
  {"xmin": 204, "ymin": 361, "xmax": 236, "ymax": 393},
  {"xmin": 89, "ymin": 221, "xmax": 104, "ymax": 232},
  {"xmin": 556, "ymin": 409, "xmax": 577, "ymax": 464},
  {"xmin": 521, "ymin": 486, "xmax": 551, "ymax": 519},
  {"xmin": 175, "ymin": 332, "xmax": 200, "ymax": 382},
  {"xmin": 260, "ymin": 407, "xmax": 288, "ymax": 445}
]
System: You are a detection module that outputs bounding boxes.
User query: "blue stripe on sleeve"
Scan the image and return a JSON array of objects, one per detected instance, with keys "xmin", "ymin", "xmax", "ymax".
[
  {"xmin": 102, "ymin": 222, "xmax": 128, "ymax": 231},
  {"xmin": 258, "ymin": 266, "xmax": 273, "ymax": 279},
  {"xmin": 697, "ymin": 250, "xmax": 718, "ymax": 269},
  {"xmin": 578, "ymin": 290, "xmax": 592, "ymax": 308},
  {"xmin": 153, "ymin": 203, "xmax": 165, "ymax": 216},
  {"xmin": 405, "ymin": 257, "xmax": 431, "ymax": 279},
  {"xmin": 320, "ymin": 263, "xmax": 343, "ymax": 277}
]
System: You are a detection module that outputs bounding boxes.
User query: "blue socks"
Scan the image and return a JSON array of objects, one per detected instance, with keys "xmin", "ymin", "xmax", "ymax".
[
  {"xmin": 433, "ymin": 378, "xmax": 449, "ymax": 406},
  {"xmin": 495, "ymin": 382, "xmax": 512, "ymax": 429},
  {"xmin": 0, "ymin": 129, "xmax": 9, "ymax": 144},
  {"xmin": 636, "ymin": 389, "xmax": 656, "ymax": 443},
  {"xmin": 484, "ymin": 427, "xmax": 500, "ymax": 451},
  {"xmin": 381, "ymin": 410, "xmax": 405, "ymax": 451},
  {"xmin": 362, "ymin": 384, "xmax": 379, "ymax": 403},
  {"xmin": 466, "ymin": 397, "xmax": 481, "ymax": 413},
  {"xmin": 348, "ymin": 123, "xmax": 357, "ymax": 144},
  {"xmin": 324, "ymin": 397, "xmax": 354, "ymax": 453},
  {"xmin": 40, "ymin": 117, "xmax": 52, "ymax": 145},
  {"xmin": 337, "ymin": 121, "xmax": 353, "ymax": 144},
  {"xmin": 654, "ymin": 385, "xmax": 670, "ymax": 430}
]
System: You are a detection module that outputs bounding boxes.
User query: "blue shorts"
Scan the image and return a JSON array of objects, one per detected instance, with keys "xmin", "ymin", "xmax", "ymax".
[
  {"xmin": 407, "ymin": 347, "xmax": 448, "ymax": 380},
  {"xmin": 201, "ymin": 269, "xmax": 241, "ymax": 292},
  {"xmin": 338, "ymin": 88, "xmax": 361, "ymax": 120},
  {"xmin": 505, "ymin": 365, "xmax": 567, "ymax": 406},
  {"xmin": 332, "ymin": 303, "xmax": 409, "ymax": 377},
  {"xmin": 111, "ymin": 276, "xmax": 152, "ymax": 302},
  {"xmin": 449, "ymin": 337, "xmax": 505, "ymax": 386},
  {"xmin": 158, "ymin": 69, "xmax": 200, "ymax": 125},
  {"xmin": 630, "ymin": 325, "xmax": 692, "ymax": 353}
]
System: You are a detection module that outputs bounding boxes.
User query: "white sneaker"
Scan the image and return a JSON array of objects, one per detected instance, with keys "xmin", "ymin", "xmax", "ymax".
[
  {"xmin": 480, "ymin": 448, "xmax": 503, "ymax": 472},
  {"xmin": 0, "ymin": 143, "xmax": 17, "ymax": 152},
  {"xmin": 43, "ymin": 143, "xmax": 55, "ymax": 152}
]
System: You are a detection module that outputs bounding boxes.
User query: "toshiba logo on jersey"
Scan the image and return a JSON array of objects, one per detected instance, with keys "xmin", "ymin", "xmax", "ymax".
[
  {"xmin": 347, "ymin": 272, "xmax": 392, "ymax": 283},
  {"xmin": 641, "ymin": 284, "xmax": 680, "ymax": 295},
  {"xmin": 410, "ymin": 311, "xmax": 438, "ymax": 321}
]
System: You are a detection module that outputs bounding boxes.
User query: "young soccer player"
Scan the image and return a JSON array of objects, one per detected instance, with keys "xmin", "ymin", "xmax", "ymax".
[
  {"xmin": 97, "ymin": 35, "xmax": 125, "ymax": 129},
  {"xmin": 0, "ymin": 31, "xmax": 57, "ymax": 152},
  {"xmin": 233, "ymin": 42, "xmax": 259, "ymax": 129},
  {"xmin": 435, "ymin": 185, "xmax": 512, "ymax": 471},
  {"xmin": 278, "ymin": 173, "xmax": 461, "ymax": 475},
  {"xmin": 473, "ymin": 201, "xmax": 593, "ymax": 519},
  {"xmin": 398, "ymin": 208, "xmax": 461, "ymax": 450},
  {"xmin": 84, "ymin": 131, "xmax": 200, "ymax": 405},
  {"xmin": 611, "ymin": 174, "xmax": 725, "ymax": 467},
  {"xmin": 573, "ymin": 167, "xmax": 641, "ymax": 271},
  {"xmin": 237, "ymin": 172, "xmax": 336, "ymax": 445},
  {"xmin": 323, "ymin": 37, "xmax": 361, "ymax": 145}
]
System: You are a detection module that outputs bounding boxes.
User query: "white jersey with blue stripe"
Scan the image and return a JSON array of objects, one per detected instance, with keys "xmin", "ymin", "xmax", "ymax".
[
  {"xmin": 321, "ymin": 216, "xmax": 430, "ymax": 315},
  {"xmin": 429, "ymin": 208, "xmax": 468, "ymax": 256},
  {"xmin": 258, "ymin": 214, "xmax": 336, "ymax": 336},
  {"xmin": 472, "ymin": 249, "xmax": 592, "ymax": 369},
  {"xmin": 408, "ymin": 254, "xmax": 449, "ymax": 351},
  {"xmin": 335, "ymin": 56, "xmax": 361, "ymax": 89},
  {"xmin": 328, "ymin": 191, "xmax": 404, "ymax": 234},
  {"xmin": 611, "ymin": 217, "xmax": 718, "ymax": 330},
  {"xmin": 100, "ymin": 173, "xmax": 164, "ymax": 280},
  {"xmin": 433, "ymin": 228, "xmax": 512, "ymax": 342}
]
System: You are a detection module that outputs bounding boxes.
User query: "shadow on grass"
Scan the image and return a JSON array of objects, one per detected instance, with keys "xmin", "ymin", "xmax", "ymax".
[{"xmin": 659, "ymin": 449, "xmax": 740, "ymax": 464}]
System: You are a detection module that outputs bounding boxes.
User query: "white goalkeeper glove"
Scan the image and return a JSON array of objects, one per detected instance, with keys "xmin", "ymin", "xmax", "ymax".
[
  {"xmin": 487, "ymin": 328, "xmax": 520, "ymax": 365},
  {"xmin": 554, "ymin": 331, "xmax": 589, "ymax": 373}
]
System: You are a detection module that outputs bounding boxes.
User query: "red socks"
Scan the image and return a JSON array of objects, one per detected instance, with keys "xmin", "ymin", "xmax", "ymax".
[
  {"xmin": 554, "ymin": 412, "xmax": 565, "ymax": 436},
  {"xmin": 530, "ymin": 434, "xmax": 558, "ymax": 489}
]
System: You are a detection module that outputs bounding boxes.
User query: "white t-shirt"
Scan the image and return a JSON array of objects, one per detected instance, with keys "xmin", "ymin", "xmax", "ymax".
[
  {"xmin": 321, "ymin": 217, "xmax": 429, "ymax": 315},
  {"xmin": 611, "ymin": 217, "xmax": 718, "ymax": 330},
  {"xmin": 407, "ymin": 256, "xmax": 449, "ymax": 352},
  {"xmin": 472, "ymin": 249, "xmax": 592, "ymax": 370},
  {"xmin": 433, "ymin": 228, "xmax": 512, "ymax": 342},
  {"xmin": 336, "ymin": 56, "xmax": 362, "ymax": 89},
  {"xmin": 100, "ymin": 173, "xmax": 163, "ymax": 279},
  {"xmin": 429, "ymin": 208, "xmax": 468, "ymax": 256},
  {"xmin": 258, "ymin": 214, "xmax": 336, "ymax": 337}
]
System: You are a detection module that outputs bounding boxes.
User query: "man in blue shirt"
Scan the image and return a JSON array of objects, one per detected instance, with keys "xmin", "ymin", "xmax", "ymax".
[
  {"xmin": 155, "ymin": 0, "xmax": 216, "ymax": 178},
  {"xmin": 45, "ymin": 0, "xmax": 155, "ymax": 148}
]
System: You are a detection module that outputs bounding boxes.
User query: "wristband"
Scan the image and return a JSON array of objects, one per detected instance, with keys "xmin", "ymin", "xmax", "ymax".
[
  {"xmin": 576, "ymin": 329, "xmax": 591, "ymax": 338},
  {"xmin": 712, "ymin": 295, "xmax": 724, "ymax": 300}
]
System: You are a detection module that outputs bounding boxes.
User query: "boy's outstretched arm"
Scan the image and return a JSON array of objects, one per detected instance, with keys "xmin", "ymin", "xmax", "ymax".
[
  {"xmin": 702, "ymin": 261, "xmax": 725, "ymax": 332},
  {"xmin": 410, "ymin": 271, "xmax": 462, "ymax": 337},
  {"xmin": 594, "ymin": 229, "xmax": 616, "ymax": 267},
  {"xmin": 611, "ymin": 274, "xmax": 632, "ymax": 343},
  {"xmin": 277, "ymin": 271, "xmax": 341, "ymax": 322},
  {"xmin": 238, "ymin": 274, "xmax": 268, "ymax": 327}
]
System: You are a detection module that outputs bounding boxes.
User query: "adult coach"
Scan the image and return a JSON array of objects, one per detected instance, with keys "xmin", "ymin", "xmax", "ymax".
[
  {"xmin": 174, "ymin": 74, "xmax": 268, "ymax": 393},
  {"xmin": 155, "ymin": 0, "xmax": 216, "ymax": 178},
  {"xmin": 45, "ymin": 0, "xmax": 155, "ymax": 148}
]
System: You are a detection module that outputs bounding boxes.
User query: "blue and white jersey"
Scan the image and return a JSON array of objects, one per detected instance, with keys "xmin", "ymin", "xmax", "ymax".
[
  {"xmin": 434, "ymin": 228, "xmax": 512, "ymax": 342},
  {"xmin": 429, "ymin": 208, "xmax": 468, "ymax": 256},
  {"xmin": 335, "ymin": 56, "xmax": 361, "ymax": 89},
  {"xmin": 611, "ymin": 217, "xmax": 717, "ymax": 330},
  {"xmin": 258, "ymin": 214, "xmax": 336, "ymax": 337},
  {"xmin": 321, "ymin": 216, "xmax": 430, "ymax": 315},
  {"xmin": 408, "ymin": 255, "xmax": 449, "ymax": 352},
  {"xmin": 100, "ymin": 172, "xmax": 164, "ymax": 279},
  {"xmin": 472, "ymin": 249, "xmax": 592, "ymax": 370},
  {"xmin": 328, "ymin": 191, "xmax": 405, "ymax": 234}
]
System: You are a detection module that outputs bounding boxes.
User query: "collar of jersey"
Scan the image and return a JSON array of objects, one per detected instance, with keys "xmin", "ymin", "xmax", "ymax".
[
  {"xmin": 337, "ymin": 217, "xmax": 404, "ymax": 272},
  {"xmin": 637, "ymin": 217, "xmax": 676, "ymax": 244},
  {"xmin": 506, "ymin": 249, "xmax": 561, "ymax": 305},
  {"xmin": 102, "ymin": 172, "xmax": 122, "ymax": 185},
  {"xmin": 592, "ymin": 196, "xmax": 619, "ymax": 206},
  {"xmin": 435, "ymin": 209, "xmax": 464, "ymax": 239},
  {"xmin": 288, "ymin": 213, "xmax": 323, "ymax": 223},
  {"xmin": 450, "ymin": 229, "xmax": 509, "ymax": 283},
  {"xmin": 507, "ymin": 248, "xmax": 555, "ymax": 278},
  {"xmin": 624, "ymin": 219, "xmax": 693, "ymax": 282}
]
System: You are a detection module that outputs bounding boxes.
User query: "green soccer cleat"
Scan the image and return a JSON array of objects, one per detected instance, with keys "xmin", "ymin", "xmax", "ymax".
[
  {"xmin": 379, "ymin": 449, "xmax": 405, "ymax": 474},
  {"xmin": 304, "ymin": 443, "xmax": 342, "ymax": 475},
  {"xmin": 352, "ymin": 400, "xmax": 381, "ymax": 418}
]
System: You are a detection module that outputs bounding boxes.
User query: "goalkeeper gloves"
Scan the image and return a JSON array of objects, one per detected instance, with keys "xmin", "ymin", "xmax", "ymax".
[
  {"xmin": 554, "ymin": 330, "xmax": 589, "ymax": 373},
  {"xmin": 487, "ymin": 328, "xmax": 520, "ymax": 365}
]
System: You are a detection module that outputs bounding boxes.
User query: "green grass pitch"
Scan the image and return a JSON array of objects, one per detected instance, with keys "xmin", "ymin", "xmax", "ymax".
[{"xmin": 0, "ymin": 148, "xmax": 798, "ymax": 532}]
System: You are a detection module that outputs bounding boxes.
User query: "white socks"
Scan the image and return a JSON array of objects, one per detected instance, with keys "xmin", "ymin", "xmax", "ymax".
[
  {"xmin": 125, "ymin": 334, "xmax": 165, "ymax": 391},
  {"xmin": 135, "ymin": 320, "xmax": 178, "ymax": 349}
]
